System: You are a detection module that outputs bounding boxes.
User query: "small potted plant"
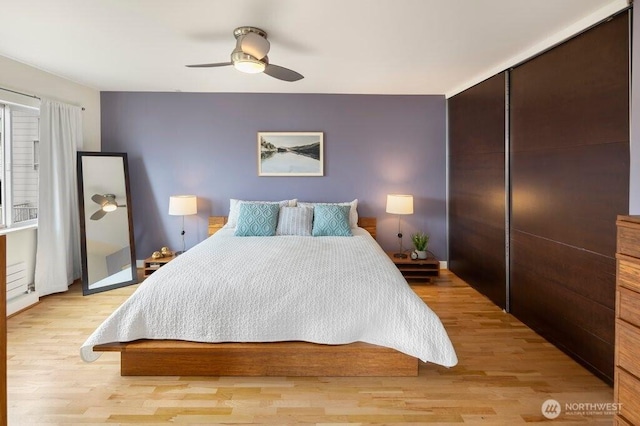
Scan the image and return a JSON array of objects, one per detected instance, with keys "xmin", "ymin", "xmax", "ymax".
[{"xmin": 411, "ymin": 231, "xmax": 430, "ymax": 259}]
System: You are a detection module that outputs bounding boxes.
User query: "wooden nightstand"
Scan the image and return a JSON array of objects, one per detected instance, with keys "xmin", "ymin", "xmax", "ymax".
[
  {"xmin": 143, "ymin": 254, "xmax": 176, "ymax": 278},
  {"xmin": 387, "ymin": 251, "xmax": 439, "ymax": 283}
]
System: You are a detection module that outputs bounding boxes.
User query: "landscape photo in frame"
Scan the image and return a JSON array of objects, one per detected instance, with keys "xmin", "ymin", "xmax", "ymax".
[{"xmin": 258, "ymin": 132, "xmax": 324, "ymax": 176}]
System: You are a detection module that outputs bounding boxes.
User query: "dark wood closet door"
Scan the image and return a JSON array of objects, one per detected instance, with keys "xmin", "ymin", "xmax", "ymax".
[
  {"xmin": 449, "ymin": 73, "xmax": 506, "ymax": 308},
  {"xmin": 510, "ymin": 12, "xmax": 629, "ymax": 383}
]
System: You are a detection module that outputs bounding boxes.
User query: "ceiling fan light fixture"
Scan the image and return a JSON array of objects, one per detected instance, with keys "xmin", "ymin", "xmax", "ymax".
[
  {"xmin": 234, "ymin": 59, "xmax": 265, "ymax": 74},
  {"xmin": 186, "ymin": 27, "xmax": 303, "ymax": 82},
  {"xmin": 231, "ymin": 51, "xmax": 266, "ymax": 74},
  {"xmin": 102, "ymin": 201, "xmax": 118, "ymax": 212}
]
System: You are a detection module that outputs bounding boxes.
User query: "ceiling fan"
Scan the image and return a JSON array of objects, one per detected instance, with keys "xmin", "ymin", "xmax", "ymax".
[
  {"xmin": 186, "ymin": 26, "xmax": 304, "ymax": 82},
  {"xmin": 90, "ymin": 194, "xmax": 126, "ymax": 221}
]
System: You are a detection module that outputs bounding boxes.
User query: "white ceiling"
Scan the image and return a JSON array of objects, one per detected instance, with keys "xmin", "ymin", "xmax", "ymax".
[{"xmin": 0, "ymin": 0, "xmax": 627, "ymax": 96}]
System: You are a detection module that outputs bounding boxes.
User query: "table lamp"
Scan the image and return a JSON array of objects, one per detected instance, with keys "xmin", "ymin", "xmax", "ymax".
[
  {"xmin": 169, "ymin": 195, "xmax": 197, "ymax": 255},
  {"xmin": 386, "ymin": 194, "xmax": 414, "ymax": 258}
]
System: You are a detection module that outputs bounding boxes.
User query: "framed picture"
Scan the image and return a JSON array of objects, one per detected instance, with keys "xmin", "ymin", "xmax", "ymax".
[{"xmin": 258, "ymin": 132, "xmax": 324, "ymax": 176}]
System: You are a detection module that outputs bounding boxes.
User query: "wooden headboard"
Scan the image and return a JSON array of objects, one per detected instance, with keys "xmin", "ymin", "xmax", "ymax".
[
  {"xmin": 209, "ymin": 216, "xmax": 377, "ymax": 239},
  {"xmin": 357, "ymin": 217, "xmax": 376, "ymax": 239},
  {"xmin": 208, "ymin": 216, "xmax": 228, "ymax": 236}
]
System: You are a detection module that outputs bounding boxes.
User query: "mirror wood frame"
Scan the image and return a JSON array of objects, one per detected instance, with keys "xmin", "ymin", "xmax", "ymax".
[{"xmin": 77, "ymin": 152, "xmax": 137, "ymax": 296}]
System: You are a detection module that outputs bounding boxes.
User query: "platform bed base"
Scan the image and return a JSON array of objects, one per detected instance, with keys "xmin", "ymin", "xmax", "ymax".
[{"xmin": 94, "ymin": 340, "xmax": 419, "ymax": 377}]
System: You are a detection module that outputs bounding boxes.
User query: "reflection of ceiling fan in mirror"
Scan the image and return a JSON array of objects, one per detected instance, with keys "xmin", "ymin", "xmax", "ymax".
[{"xmin": 90, "ymin": 194, "xmax": 126, "ymax": 221}]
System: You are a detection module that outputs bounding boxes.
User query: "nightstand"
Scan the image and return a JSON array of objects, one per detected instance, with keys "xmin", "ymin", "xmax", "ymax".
[
  {"xmin": 143, "ymin": 254, "xmax": 176, "ymax": 278},
  {"xmin": 387, "ymin": 251, "xmax": 439, "ymax": 283}
]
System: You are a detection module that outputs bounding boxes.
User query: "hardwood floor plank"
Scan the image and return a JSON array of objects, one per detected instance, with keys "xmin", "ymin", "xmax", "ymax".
[{"xmin": 6, "ymin": 271, "xmax": 614, "ymax": 424}]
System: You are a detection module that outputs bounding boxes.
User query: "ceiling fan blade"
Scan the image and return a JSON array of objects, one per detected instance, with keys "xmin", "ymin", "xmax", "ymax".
[
  {"xmin": 90, "ymin": 209, "xmax": 108, "ymax": 221},
  {"xmin": 239, "ymin": 32, "xmax": 270, "ymax": 60},
  {"xmin": 264, "ymin": 64, "xmax": 304, "ymax": 82},
  {"xmin": 91, "ymin": 194, "xmax": 108, "ymax": 204},
  {"xmin": 186, "ymin": 62, "xmax": 232, "ymax": 68}
]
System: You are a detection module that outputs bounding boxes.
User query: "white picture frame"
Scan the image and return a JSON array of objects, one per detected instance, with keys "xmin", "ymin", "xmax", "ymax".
[{"xmin": 258, "ymin": 132, "xmax": 324, "ymax": 177}]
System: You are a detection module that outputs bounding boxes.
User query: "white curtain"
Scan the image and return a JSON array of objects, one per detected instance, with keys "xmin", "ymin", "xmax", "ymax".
[{"xmin": 35, "ymin": 99, "xmax": 84, "ymax": 296}]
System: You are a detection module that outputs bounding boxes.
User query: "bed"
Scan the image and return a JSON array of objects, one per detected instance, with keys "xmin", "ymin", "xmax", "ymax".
[{"xmin": 83, "ymin": 209, "xmax": 457, "ymax": 377}]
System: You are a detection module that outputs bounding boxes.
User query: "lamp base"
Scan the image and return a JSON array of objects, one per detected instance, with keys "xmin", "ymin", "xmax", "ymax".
[
  {"xmin": 174, "ymin": 250, "xmax": 184, "ymax": 256},
  {"xmin": 393, "ymin": 252, "xmax": 408, "ymax": 259}
]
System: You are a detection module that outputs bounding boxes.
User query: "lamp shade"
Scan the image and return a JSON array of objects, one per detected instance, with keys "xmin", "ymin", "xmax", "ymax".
[
  {"xmin": 169, "ymin": 195, "xmax": 197, "ymax": 216},
  {"xmin": 386, "ymin": 194, "xmax": 414, "ymax": 215}
]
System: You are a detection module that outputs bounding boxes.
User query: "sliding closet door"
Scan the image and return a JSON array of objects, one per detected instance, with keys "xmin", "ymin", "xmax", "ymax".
[
  {"xmin": 449, "ymin": 73, "xmax": 506, "ymax": 308},
  {"xmin": 510, "ymin": 12, "xmax": 629, "ymax": 383}
]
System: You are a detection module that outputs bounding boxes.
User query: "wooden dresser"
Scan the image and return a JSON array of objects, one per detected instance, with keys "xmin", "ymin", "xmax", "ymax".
[{"xmin": 615, "ymin": 216, "xmax": 640, "ymax": 425}]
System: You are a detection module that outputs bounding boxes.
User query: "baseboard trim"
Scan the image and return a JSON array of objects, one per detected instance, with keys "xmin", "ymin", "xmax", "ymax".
[{"xmin": 7, "ymin": 292, "xmax": 39, "ymax": 317}]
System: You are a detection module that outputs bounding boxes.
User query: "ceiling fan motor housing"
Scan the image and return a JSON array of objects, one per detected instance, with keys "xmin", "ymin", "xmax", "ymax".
[
  {"xmin": 233, "ymin": 27, "xmax": 270, "ymax": 60},
  {"xmin": 233, "ymin": 26, "xmax": 267, "ymax": 40}
]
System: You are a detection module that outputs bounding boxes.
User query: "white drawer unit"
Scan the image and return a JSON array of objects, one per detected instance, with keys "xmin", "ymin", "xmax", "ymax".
[{"xmin": 6, "ymin": 261, "xmax": 27, "ymax": 301}]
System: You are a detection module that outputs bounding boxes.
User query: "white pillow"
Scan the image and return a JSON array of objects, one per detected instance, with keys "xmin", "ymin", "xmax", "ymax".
[
  {"xmin": 224, "ymin": 198, "xmax": 297, "ymax": 228},
  {"xmin": 298, "ymin": 199, "xmax": 358, "ymax": 229},
  {"xmin": 276, "ymin": 206, "xmax": 313, "ymax": 236}
]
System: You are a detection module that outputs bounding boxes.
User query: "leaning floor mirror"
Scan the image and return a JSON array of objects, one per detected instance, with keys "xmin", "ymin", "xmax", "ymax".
[{"xmin": 77, "ymin": 152, "xmax": 137, "ymax": 295}]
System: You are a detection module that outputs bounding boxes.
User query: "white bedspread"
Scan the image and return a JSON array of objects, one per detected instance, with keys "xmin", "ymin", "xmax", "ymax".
[{"xmin": 80, "ymin": 228, "xmax": 458, "ymax": 367}]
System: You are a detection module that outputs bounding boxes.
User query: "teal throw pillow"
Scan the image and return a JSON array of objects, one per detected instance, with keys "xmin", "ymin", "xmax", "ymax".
[
  {"xmin": 312, "ymin": 204, "xmax": 352, "ymax": 237},
  {"xmin": 235, "ymin": 202, "xmax": 280, "ymax": 236}
]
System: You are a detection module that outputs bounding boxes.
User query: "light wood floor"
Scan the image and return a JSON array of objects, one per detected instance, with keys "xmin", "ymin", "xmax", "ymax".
[{"xmin": 6, "ymin": 271, "xmax": 613, "ymax": 424}]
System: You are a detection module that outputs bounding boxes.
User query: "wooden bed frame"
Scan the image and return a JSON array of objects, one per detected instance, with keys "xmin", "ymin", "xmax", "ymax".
[{"xmin": 94, "ymin": 216, "xmax": 419, "ymax": 377}]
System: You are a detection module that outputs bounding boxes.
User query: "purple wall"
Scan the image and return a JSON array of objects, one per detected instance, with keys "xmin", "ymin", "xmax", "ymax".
[{"xmin": 100, "ymin": 92, "xmax": 447, "ymax": 260}]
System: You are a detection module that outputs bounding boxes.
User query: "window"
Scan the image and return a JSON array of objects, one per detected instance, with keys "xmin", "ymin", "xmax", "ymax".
[{"xmin": 0, "ymin": 102, "xmax": 40, "ymax": 228}]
